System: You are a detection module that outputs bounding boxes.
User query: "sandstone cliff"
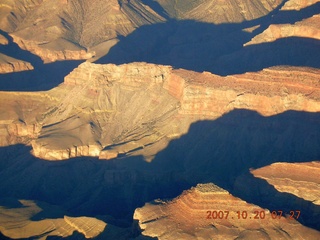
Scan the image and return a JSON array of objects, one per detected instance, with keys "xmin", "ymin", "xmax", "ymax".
[
  {"xmin": 0, "ymin": 0, "xmax": 165, "ymax": 62},
  {"xmin": 155, "ymin": 0, "xmax": 283, "ymax": 23},
  {"xmin": 245, "ymin": 14, "xmax": 320, "ymax": 46},
  {"xmin": 0, "ymin": 33, "xmax": 8, "ymax": 45},
  {"xmin": 281, "ymin": 0, "xmax": 320, "ymax": 10},
  {"xmin": 134, "ymin": 183, "xmax": 320, "ymax": 239},
  {"xmin": 0, "ymin": 199, "xmax": 106, "ymax": 239},
  {"xmin": 1, "ymin": 62, "xmax": 319, "ymax": 160},
  {"xmin": 251, "ymin": 161, "xmax": 320, "ymax": 205},
  {"xmin": 0, "ymin": 52, "xmax": 33, "ymax": 73},
  {"xmin": 0, "ymin": 0, "xmax": 287, "ymax": 63}
]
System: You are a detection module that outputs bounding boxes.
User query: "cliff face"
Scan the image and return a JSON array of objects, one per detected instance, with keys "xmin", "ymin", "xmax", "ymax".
[
  {"xmin": 11, "ymin": 35, "xmax": 94, "ymax": 63},
  {"xmin": 281, "ymin": 0, "xmax": 320, "ymax": 10},
  {"xmin": 1, "ymin": 62, "xmax": 319, "ymax": 161},
  {"xmin": 0, "ymin": 53, "xmax": 33, "ymax": 73},
  {"xmin": 134, "ymin": 183, "xmax": 320, "ymax": 239},
  {"xmin": 0, "ymin": 34, "xmax": 8, "ymax": 45},
  {"xmin": 251, "ymin": 161, "xmax": 320, "ymax": 205},
  {"xmin": 0, "ymin": 0, "xmax": 287, "ymax": 63},
  {"xmin": 155, "ymin": 0, "xmax": 283, "ymax": 22},
  {"xmin": 0, "ymin": 0, "xmax": 165, "ymax": 63},
  {"xmin": 245, "ymin": 14, "xmax": 320, "ymax": 46},
  {"xmin": 0, "ymin": 200, "xmax": 106, "ymax": 239},
  {"xmin": 245, "ymin": 0, "xmax": 320, "ymax": 46}
]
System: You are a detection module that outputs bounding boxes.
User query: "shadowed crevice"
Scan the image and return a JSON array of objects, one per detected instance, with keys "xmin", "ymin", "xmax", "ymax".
[{"xmin": 0, "ymin": 109, "xmax": 319, "ymax": 235}]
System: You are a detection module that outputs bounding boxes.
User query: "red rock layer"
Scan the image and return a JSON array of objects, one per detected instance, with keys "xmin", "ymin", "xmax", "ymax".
[
  {"xmin": 0, "ymin": 62, "xmax": 319, "ymax": 160},
  {"xmin": 251, "ymin": 161, "xmax": 320, "ymax": 205},
  {"xmin": 134, "ymin": 183, "xmax": 320, "ymax": 239}
]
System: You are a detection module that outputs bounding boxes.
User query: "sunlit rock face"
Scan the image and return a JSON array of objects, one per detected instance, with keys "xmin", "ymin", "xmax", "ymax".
[
  {"xmin": 0, "ymin": 53, "xmax": 33, "ymax": 73},
  {"xmin": 281, "ymin": 0, "xmax": 320, "ymax": 10},
  {"xmin": 154, "ymin": 0, "xmax": 283, "ymax": 22},
  {"xmin": 0, "ymin": 199, "xmax": 106, "ymax": 239},
  {"xmin": 0, "ymin": 2, "xmax": 319, "ymax": 238},
  {"xmin": 245, "ymin": 13, "xmax": 320, "ymax": 46},
  {"xmin": 134, "ymin": 183, "xmax": 320, "ymax": 239},
  {"xmin": 0, "ymin": 0, "xmax": 284, "ymax": 63},
  {"xmin": 243, "ymin": 0, "xmax": 320, "ymax": 52},
  {"xmin": 1, "ymin": 62, "xmax": 319, "ymax": 160},
  {"xmin": 0, "ymin": 0, "xmax": 165, "ymax": 63},
  {"xmin": 251, "ymin": 161, "xmax": 320, "ymax": 205}
]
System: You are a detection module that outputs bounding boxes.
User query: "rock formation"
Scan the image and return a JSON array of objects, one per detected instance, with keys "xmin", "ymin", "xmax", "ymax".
[
  {"xmin": 0, "ymin": 0, "xmax": 165, "ymax": 62},
  {"xmin": 0, "ymin": 52, "xmax": 33, "ymax": 73},
  {"xmin": 281, "ymin": 0, "xmax": 320, "ymax": 10},
  {"xmin": 245, "ymin": 13, "xmax": 320, "ymax": 46},
  {"xmin": 251, "ymin": 161, "xmax": 320, "ymax": 205},
  {"xmin": 0, "ymin": 1, "xmax": 319, "ymax": 239},
  {"xmin": 0, "ymin": 199, "xmax": 106, "ymax": 239},
  {"xmin": 156, "ymin": 0, "xmax": 283, "ymax": 23},
  {"xmin": 0, "ymin": 34, "xmax": 8, "ymax": 45},
  {"xmin": 0, "ymin": 0, "xmax": 286, "ymax": 63},
  {"xmin": 1, "ymin": 62, "xmax": 319, "ymax": 160},
  {"xmin": 134, "ymin": 183, "xmax": 320, "ymax": 239}
]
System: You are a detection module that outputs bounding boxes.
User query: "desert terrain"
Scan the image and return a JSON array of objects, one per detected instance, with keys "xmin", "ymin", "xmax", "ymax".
[{"xmin": 0, "ymin": 0, "xmax": 319, "ymax": 239}]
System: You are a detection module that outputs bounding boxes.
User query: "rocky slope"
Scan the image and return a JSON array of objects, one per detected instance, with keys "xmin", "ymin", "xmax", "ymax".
[
  {"xmin": 281, "ymin": 0, "xmax": 320, "ymax": 10},
  {"xmin": 0, "ymin": 199, "xmax": 106, "ymax": 239},
  {"xmin": 251, "ymin": 161, "xmax": 320, "ymax": 205},
  {"xmin": 134, "ymin": 183, "xmax": 320, "ymax": 239},
  {"xmin": 245, "ymin": 10, "xmax": 320, "ymax": 46},
  {"xmin": 0, "ymin": 0, "xmax": 165, "ymax": 63},
  {"xmin": 0, "ymin": 0, "xmax": 287, "ymax": 63},
  {"xmin": 0, "ymin": 33, "xmax": 8, "ymax": 45},
  {"xmin": 156, "ymin": 0, "xmax": 283, "ymax": 23},
  {"xmin": 0, "ymin": 52, "xmax": 33, "ymax": 73},
  {"xmin": 0, "ymin": 61, "xmax": 319, "ymax": 238},
  {"xmin": 243, "ymin": 0, "xmax": 320, "ymax": 50},
  {"xmin": 1, "ymin": 62, "xmax": 319, "ymax": 161}
]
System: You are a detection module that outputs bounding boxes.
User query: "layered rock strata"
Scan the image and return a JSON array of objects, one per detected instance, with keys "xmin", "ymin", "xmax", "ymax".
[
  {"xmin": 0, "ymin": 0, "xmax": 285, "ymax": 62},
  {"xmin": 0, "ymin": 52, "xmax": 33, "ymax": 73},
  {"xmin": 251, "ymin": 161, "xmax": 320, "ymax": 205},
  {"xmin": 0, "ymin": 62, "xmax": 319, "ymax": 160},
  {"xmin": 0, "ymin": 199, "xmax": 106, "ymax": 239},
  {"xmin": 155, "ymin": 0, "xmax": 283, "ymax": 23},
  {"xmin": 0, "ymin": 34, "xmax": 8, "ymax": 45},
  {"xmin": 0, "ymin": 0, "xmax": 165, "ymax": 62},
  {"xmin": 134, "ymin": 183, "xmax": 320, "ymax": 239},
  {"xmin": 245, "ymin": 14, "xmax": 320, "ymax": 46}
]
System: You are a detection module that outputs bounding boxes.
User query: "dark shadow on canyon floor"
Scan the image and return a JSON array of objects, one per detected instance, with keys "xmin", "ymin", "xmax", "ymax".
[
  {"xmin": 97, "ymin": 2, "xmax": 320, "ymax": 75},
  {"xmin": 0, "ymin": 30, "xmax": 83, "ymax": 91},
  {"xmin": 0, "ymin": 2, "xmax": 319, "ymax": 91},
  {"xmin": 0, "ymin": 109, "xmax": 319, "ymax": 239}
]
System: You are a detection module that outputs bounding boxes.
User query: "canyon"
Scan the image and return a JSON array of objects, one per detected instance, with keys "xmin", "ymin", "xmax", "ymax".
[
  {"xmin": 0, "ymin": 0, "xmax": 319, "ymax": 239},
  {"xmin": 134, "ymin": 183, "xmax": 320, "ymax": 239},
  {"xmin": 1, "ymin": 62, "xmax": 319, "ymax": 161}
]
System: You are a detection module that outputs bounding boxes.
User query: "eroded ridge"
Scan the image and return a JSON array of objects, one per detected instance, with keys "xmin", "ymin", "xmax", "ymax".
[
  {"xmin": 252, "ymin": 161, "xmax": 320, "ymax": 205},
  {"xmin": 0, "ymin": 62, "xmax": 319, "ymax": 160},
  {"xmin": 134, "ymin": 183, "xmax": 320, "ymax": 239}
]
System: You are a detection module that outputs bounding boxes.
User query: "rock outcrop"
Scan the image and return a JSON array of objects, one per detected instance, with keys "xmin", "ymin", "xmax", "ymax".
[
  {"xmin": 0, "ymin": 53, "xmax": 33, "ymax": 73},
  {"xmin": 0, "ymin": 199, "xmax": 106, "ymax": 239},
  {"xmin": 134, "ymin": 183, "xmax": 320, "ymax": 239},
  {"xmin": 155, "ymin": 0, "xmax": 283, "ymax": 23},
  {"xmin": 251, "ymin": 161, "xmax": 320, "ymax": 205},
  {"xmin": 281, "ymin": 0, "xmax": 320, "ymax": 10},
  {"xmin": 64, "ymin": 216, "xmax": 107, "ymax": 238},
  {"xmin": 1, "ymin": 62, "xmax": 319, "ymax": 160},
  {"xmin": 0, "ymin": 34, "xmax": 8, "ymax": 45},
  {"xmin": 11, "ymin": 35, "xmax": 95, "ymax": 63},
  {"xmin": 0, "ymin": 0, "xmax": 165, "ymax": 62},
  {"xmin": 0, "ymin": 0, "xmax": 286, "ymax": 63},
  {"xmin": 245, "ymin": 14, "xmax": 320, "ymax": 46}
]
